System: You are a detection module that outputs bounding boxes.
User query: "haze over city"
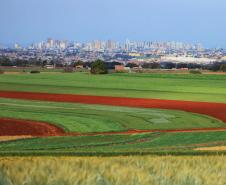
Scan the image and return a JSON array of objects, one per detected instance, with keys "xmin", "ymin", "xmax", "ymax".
[{"xmin": 1, "ymin": 0, "xmax": 226, "ymax": 48}]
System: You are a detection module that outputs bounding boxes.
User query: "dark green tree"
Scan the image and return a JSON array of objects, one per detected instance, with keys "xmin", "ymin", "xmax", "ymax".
[
  {"xmin": 220, "ymin": 64, "xmax": 226, "ymax": 72},
  {"xmin": 90, "ymin": 59, "xmax": 108, "ymax": 74},
  {"xmin": 0, "ymin": 57, "xmax": 12, "ymax": 66}
]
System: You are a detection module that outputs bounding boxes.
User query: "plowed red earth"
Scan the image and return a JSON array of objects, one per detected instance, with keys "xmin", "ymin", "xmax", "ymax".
[
  {"xmin": 0, "ymin": 90, "xmax": 226, "ymax": 136},
  {"xmin": 0, "ymin": 118, "xmax": 65, "ymax": 136}
]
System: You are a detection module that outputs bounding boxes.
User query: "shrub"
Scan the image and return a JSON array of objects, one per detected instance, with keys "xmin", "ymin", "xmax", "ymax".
[
  {"xmin": 115, "ymin": 70, "xmax": 127, "ymax": 73},
  {"xmin": 189, "ymin": 70, "xmax": 202, "ymax": 74},
  {"xmin": 30, "ymin": 70, "xmax": 40, "ymax": 74},
  {"xmin": 91, "ymin": 59, "xmax": 108, "ymax": 74},
  {"xmin": 63, "ymin": 67, "xmax": 74, "ymax": 73}
]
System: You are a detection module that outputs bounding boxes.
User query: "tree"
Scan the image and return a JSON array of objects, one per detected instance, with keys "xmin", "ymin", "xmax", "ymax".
[
  {"xmin": 210, "ymin": 62, "xmax": 221, "ymax": 71},
  {"xmin": 220, "ymin": 64, "xmax": 226, "ymax": 72},
  {"xmin": 126, "ymin": 63, "xmax": 138, "ymax": 68},
  {"xmin": 142, "ymin": 62, "xmax": 160, "ymax": 69},
  {"xmin": 91, "ymin": 59, "xmax": 108, "ymax": 74},
  {"xmin": 75, "ymin": 60, "xmax": 84, "ymax": 67},
  {"xmin": 0, "ymin": 57, "xmax": 13, "ymax": 66}
]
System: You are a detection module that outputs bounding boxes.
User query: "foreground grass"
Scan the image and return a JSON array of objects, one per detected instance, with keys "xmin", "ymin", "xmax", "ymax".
[
  {"xmin": 1, "ymin": 98, "xmax": 223, "ymax": 133},
  {"xmin": 0, "ymin": 73, "xmax": 226, "ymax": 103},
  {"xmin": 0, "ymin": 156, "xmax": 226, "ymax": 185}
]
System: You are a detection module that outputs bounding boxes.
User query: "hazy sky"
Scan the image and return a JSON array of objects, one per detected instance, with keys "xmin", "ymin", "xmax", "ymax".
[{"xmin": 0, "ymin": 0, "xmax": 226, "ymax": 47}]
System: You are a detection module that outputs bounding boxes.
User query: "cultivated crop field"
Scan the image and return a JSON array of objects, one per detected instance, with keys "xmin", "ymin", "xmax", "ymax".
[
  {"xmin": 0, "ymin": 72, "xmax": 226, "ymax": 155},
  {"xmin": 0, "ymin": 72, "xmax": 226, "ymax": 102},
  {"xmin": 0, "ymin": 72, "xmax": 226, "ymax": 184},
  {"xmin": 1, "ymin": 156, "xmax": 226, "ymax": 185}
]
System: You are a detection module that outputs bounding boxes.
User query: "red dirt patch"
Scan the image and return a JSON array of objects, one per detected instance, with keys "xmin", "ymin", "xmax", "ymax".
[
  {"xmin": 0, "ymin": 118, "xmax": 65, "ymax": 136},
  {"xmin": 0, "ymin": 90, "xmax": 225, "ymax": 123}
]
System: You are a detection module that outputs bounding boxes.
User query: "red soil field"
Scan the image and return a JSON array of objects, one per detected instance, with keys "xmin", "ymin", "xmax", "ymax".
[
  {"xmin": 0, "ymin": 90, "xmax": 225, "ymax": 123},
  {"xmin": 0, "ymin": 118, "xmax": 65, "ymax": 136}
]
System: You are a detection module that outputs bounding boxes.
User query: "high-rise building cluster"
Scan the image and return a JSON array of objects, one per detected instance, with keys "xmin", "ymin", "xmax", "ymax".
[
  {"xmin": 16, "ymin": 38, "xmax": 204, "ymax": 52},
  {"xmin": 28, "ymin": 38, "xmax": 68, "ymax": 50}
]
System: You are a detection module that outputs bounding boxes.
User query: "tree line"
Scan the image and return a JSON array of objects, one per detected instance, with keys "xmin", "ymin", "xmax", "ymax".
[{"xmin": 0, "ymin": 56, "xmax": 226, "ymax": 72}]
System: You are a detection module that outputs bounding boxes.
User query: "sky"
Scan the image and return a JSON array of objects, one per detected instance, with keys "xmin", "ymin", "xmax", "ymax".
[{"xmin": 0, "ymin": 0, "xmax": 226, "ymax": 48}]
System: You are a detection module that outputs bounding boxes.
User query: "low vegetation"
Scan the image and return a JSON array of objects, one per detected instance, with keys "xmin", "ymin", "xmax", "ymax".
[
  {"xmin": 0, "ymin": 98, "xmax": 224, "ymax": 133},
  {"xmin": 1, "ymin": 156, "xmax": 226, "ymax": 185},
  {"xmin": 30, "ymin": 70, "xmax": 40, "ymax": 74},
  {"xmin": 0, "ymin": 73, "xmax": 225, "ymax": 103},
  {"xmin": 1, "ymin": 130, "xmax": 226, "ymax": 155},
  {"xmin": 63, "ymin": 67, "xmax": 74, "ymax": 73},
  {"xmin": 189, "ymin": 70, "xmax": 202, "ymax": 74}
]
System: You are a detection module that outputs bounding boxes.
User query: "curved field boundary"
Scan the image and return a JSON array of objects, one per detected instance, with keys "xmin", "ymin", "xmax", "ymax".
[
  {"xmin": 0, "ymin": 118, "xmax": 65, "ymax": 136},
  {"xmin": 1, "ymin": 117, "xmax": 226, "ymax": 137},
  {"xmin": 0, "ymin": 90, "xmax": 225, "ymax": 123}
]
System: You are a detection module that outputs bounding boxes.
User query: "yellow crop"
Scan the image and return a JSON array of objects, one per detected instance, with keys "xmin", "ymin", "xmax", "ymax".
[{"xmin": 0, "ymin": 156, "xmax": 226, "ymax": 185}]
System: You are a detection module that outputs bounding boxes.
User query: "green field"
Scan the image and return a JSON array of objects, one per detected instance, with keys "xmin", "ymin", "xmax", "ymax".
[
  {"xmin": 0, "ymin": 72, "xmax": 226, "ymax": 102},
  {"xmin": 0, "ymin": 98, "xmax": 224, "ymax": 133},
  {"xmin": 1, "ymin": 130, "xmax": 226, "ymax": 155}
]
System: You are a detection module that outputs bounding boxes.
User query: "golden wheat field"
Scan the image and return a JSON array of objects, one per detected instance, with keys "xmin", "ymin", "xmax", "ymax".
[{"xmin": 0, "ymin": 156, "xmax": 226, "ymax": 185}]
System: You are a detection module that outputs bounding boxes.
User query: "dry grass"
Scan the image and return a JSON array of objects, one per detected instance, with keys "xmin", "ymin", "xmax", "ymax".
[
  {"xmin": 0, "ymin": 156, "xmax": 226, "ymax": 185},
  {"xmin": 0, "ymin": 136, "xmax": 33, "ymax": 142},
  {"xmin": 195, "ymin": 146, "xmax": 226, "ymax": 151}
]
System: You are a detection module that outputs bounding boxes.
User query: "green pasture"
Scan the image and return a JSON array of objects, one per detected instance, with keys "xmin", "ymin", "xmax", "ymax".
[
  {"xmin": 0, "ymin": 98, "xmax": 224, "ymax": 133},
  {"xmin": 0, "ymin": 73, "xmax": 226, "ymax": 102}
]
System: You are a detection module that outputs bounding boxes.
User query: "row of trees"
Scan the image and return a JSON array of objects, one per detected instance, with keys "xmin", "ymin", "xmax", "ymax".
[
  {"xmin": 88, "ymin": 60, "xmax": 226, "ymax": 73},
  {"xmin": 1, "ymin": 56, "xmax": 226, "ymax": 73}
]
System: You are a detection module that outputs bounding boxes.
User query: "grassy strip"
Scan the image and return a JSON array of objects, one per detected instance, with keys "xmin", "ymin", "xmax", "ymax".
[
  {"xmin": 0, "ymin": 73, "xmax": 226, "ymax": 102},
  {"xmin": 1, "ymin": 131, "xmax": 226, "ymax": 154},
  {"xmin": 0, "ymin": 133, "xmax": 159, "ymax": 151},
  {"xmin": 0, "ymin": 150, "xmax": 226, "ymax": 157}
]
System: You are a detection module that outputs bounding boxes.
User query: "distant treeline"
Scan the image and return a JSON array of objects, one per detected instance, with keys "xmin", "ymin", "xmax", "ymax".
[{"xmin": 0, "ymin": 56, "xmax": 226, "ymax": 71}]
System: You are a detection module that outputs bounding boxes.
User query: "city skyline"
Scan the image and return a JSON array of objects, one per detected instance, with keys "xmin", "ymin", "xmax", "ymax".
[
  {"xmin": 0, "ymin": 0, "xmax": 226, "ymax": 48},
  {"xmin": 12, "ymin": 38, "xmax": 204, "ymax": 51}
]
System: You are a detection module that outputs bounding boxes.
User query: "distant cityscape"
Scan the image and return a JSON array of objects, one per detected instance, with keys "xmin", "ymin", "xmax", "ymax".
[{"xmin": 0, "ymin": 38, "xmax": 226, "ymax": 70}]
